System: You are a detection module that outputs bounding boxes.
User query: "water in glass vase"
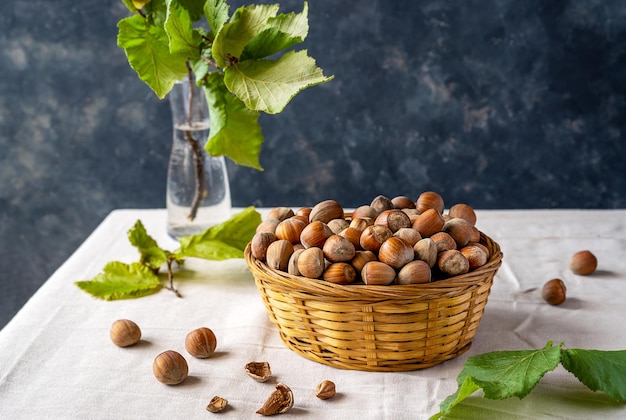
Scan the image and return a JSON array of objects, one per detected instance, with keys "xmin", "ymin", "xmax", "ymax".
[{"xmin": 166, "ymin": 121, "xmax": 232, "ymax": 238}]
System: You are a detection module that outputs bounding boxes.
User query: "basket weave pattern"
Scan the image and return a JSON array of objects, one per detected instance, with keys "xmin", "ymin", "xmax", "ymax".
[{"xmin": 246, "ymin": 232, "xmax": 503, "ymax": 372}]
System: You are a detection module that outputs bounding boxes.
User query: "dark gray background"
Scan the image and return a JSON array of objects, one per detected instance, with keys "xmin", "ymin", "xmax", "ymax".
[{"xmin": 1, "ymin": 0, "xmax": 625, "ymax": 328}]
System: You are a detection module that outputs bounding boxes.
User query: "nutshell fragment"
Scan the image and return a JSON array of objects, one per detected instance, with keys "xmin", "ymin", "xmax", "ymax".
[
  {"xmin": 206, "ymin": 395, "xmax": 228, "ymax": 413},
  {"xmin": 245, "ymin": 361, "xmax": 272, "ymax": 382},
  {"xmin": 315, "ymin": 380, "xmax": 336, "ymax": 400},
  {"xmin": 256, "ymin": 383, "xmax": 293, "ymax": 416}
]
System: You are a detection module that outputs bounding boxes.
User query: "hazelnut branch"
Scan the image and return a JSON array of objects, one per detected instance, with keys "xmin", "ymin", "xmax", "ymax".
[
  {"xmin": 183, "ymin": 62, "xmax": 206, "ymax": 222},
  {"xmin": 165, "ymin": 258, "xmax": 182, "ymax": 298}
]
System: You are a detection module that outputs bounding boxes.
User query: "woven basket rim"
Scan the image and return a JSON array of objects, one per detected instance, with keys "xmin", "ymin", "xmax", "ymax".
[{"xmin": 245, "ymin": 231, "xmax": 503, "ymax": 299}]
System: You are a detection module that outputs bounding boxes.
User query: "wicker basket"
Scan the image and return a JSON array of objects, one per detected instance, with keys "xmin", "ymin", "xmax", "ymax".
[{"xmin": 245, "ymin": 232, "xmax": 503, "ymax": 372}]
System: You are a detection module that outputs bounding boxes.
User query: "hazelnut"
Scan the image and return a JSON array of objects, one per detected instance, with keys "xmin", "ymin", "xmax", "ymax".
[
  {"xmin": 413, "ymin": 238, "xmax": 438, "ymax": 268},
  {"xmin": 295, "ymin": 207, "xmax": 312, "ymax": 218},
  {"xmin": 287, "ymin": 248, "xmax": 305, "ymax": 276},
  {"xmin": 370, "ymin": 195, "xmax": 394, "ymax": 215},
  {"xmin": 323, "ymin": 262, "xmax": 357, "ymax": 284},
  {"xmin": 460, "ymin": 244, "xmax": 488, "ymax": 270},
  {"xmin": 315, "ymin": 380, "xmax": 336, "ymax": 399},
  {"xmin": 393, "ymin": 227, "xmax": 422, "ymax": 247},
  {"xmin": 265, "ymin": 239, "xmax": 294, "ymax": 272},
  {"xmin": 153, "ymin": 350, "xmax": 188, "ymax": 385},
  {"xmin": 291, "ymin": 214, "xmax": 309, "ymax": 225},
  {"xmin": 266, "ymin": 207, "xmax": 295, "ymax": 222},
  {"xmin": 442, "ymin": 218, "xmax": 473, "ymax": 248},
  {"xmin": 469, "ymin": 226, "xmax": 481, "ymax": 243},
  {"xmin": 448, "ymin": 203, "xmax": 477, "ymax": 226},
  {"xmin": 378, "ymin": 237, "xmax": 414, "ymax": 269},
  {"xmin": 361, "ymin": 261, "xmax": 396, "ymax": 286},
  {"xmin": 397, "ymin": 260, "xmax": 431, "ymax": 284},
  {"xmin": 339, "ymin": 226, "xmax": 363, "ymax": 249},
  {"xmin": 391, "ymin": 195, "xmax": 416, "ymax": 210},
  {"xmin": 300, "ymin": 220, "xmax": 333, "ymax": 249},
  {"xmin": 468, "ymin": 242, "xmax": 489, "ymax": 259},
  {"xmin": 412, "ymin": 208, "xmax": 445, "ymax": 237},
  {"xmin": 349, "ymin": 216, "xmax": 373, "ymax": 232},
  {"xmin": 297, "ymin": 247, "xmax": 326, "ymax": 278},
  {"xmin": 185, "ymin": 327, "xmax": 217, "ymax": 358},
  {"xmin": 402, "ymin": 208, "xmax": 420, "ymax": 218},
  {"xmin": 352, "ymin": 205, "xmax": 378, "ymax": 220},
  {"xmin": 430, "ymin": 231, "xmax": 457, "ymax": 253},
  {"xmin": 309, "ymin": 199, "xmax": 344, "ymax": 223},
  {"xmin": 542, "ymin": 278, "xmax": 567, "ymax": 305},
  {"xmin": 274, "ymin": 218, "xmax": 306, "ymax": 244},
  {"xmin": 350, "ymin": 250, "xmax": 378, "ymax": 274},
  {"xmin": 110, "ymin": 319, "xmax": 142, "ymax": 347},
  {"xmin": 251, "ymin": 231, "xmax": 276, "ymax": 261},
  {"xmin": 323, "ymin": 235, "xmax": 356, "ymax": 263},
  {"xmin": 374, "ymin": 209, "xmax": 412, "ymax": 233},
  {"xmin": 437, "ymin": 249, "xmax": 470, "ymax": 277},
  {"xmin": 256, "ymin": 218, "xmax": 280, "ymax": 234},
  {"xmin": 359, "ymin": 225, "xmax": 393, "ymax": 253},
  {"xmin": 416, "ymin": 191, "xmax": 445, "ymax": 214},
  {"xmin": 569, "ymin": 250, "xmax": 597, "ymax": 275},
  {"xmin": 327, "ymin": 218, "xmax": 350, "ymax": 234}
]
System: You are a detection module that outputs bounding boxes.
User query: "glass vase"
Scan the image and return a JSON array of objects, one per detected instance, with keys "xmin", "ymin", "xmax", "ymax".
[{"xmin": 166, "ymin": 77, "xmax": 232, "ymax": 238}]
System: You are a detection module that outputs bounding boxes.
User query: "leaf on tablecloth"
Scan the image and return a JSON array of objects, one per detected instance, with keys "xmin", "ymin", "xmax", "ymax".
[
  {"xmin": 127, "ymin": 220, "xmax": 178, "ymax": 270},
  {"xmin": 177, "ymin": 206, "xmax": 261, "ymax": 260},
  {"xmin": 431, "ymin": 341, "xmax": 562, "ymax": 419},
  {"xmin": 75, "ymin": 261, "xmax": 162, "ymax": 300},
  {"xmin": 561, "ymin": 348, "xmax": 626, "ymax": 403}
]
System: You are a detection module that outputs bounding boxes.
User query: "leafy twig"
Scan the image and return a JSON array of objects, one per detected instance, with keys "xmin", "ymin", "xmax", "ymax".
[
  {"xmin": 117, "ymin": 0, "xmax": 333, "ymax": 170},
  {"xmin": 74, "ymin": 207, "xmax": 262, "ymax": 300}
]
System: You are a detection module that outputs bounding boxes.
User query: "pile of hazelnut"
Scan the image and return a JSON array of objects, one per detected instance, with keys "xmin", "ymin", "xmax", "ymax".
[{"xmin": 250, "ymin": 192, "xmax": 491, "ymax": 286}]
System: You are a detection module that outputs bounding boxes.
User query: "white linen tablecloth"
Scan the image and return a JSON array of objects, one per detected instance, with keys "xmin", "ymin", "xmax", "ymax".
[{"xmin": 1, "ymin": 208, "xmax": 625, "ymax": 419}]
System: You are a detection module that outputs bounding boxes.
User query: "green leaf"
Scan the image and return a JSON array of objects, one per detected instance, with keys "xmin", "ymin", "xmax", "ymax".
[
  {"xmin": 75, "ymin": 261, "xmax": 162, "ymax": 300},
  {"xmin": 212, "ymin": 4, "xmax": 280, "ymax": 68},
  {"xmin": 203, "ymin": 73, "xmax": 264, "ymax": 169},
  {"xmin": 191, "ymin": 55, "xmax": 210, "ymax": 84},
  {"xmin": 127, "ymin": 220, "xmax": 172, "ymax": 270},
  {"xmin": 204, "ymin": 0, "xmax": 230, "ymax": 36},
  {"xmin": 266, "ymin": 1, "xmax": 309, "ymax": 40},
  {"xmin": 174, "ymin": 0, "xmax": 205, "ymax": 22},
  {"xmin": 224, "ymin": 49, "xmax": 333, "ymax": 114},
  {"xmin": 144, "ymin": 0, "xmax": 168, "ymax": 27},
  {"xmin": 117, "ymin": 14, "xmax": 188, "ymax": 99},
  {"xmin": 239, "ymin": 28, "xmax": 301, "ymax": 62},
  {"xmin": 177, "ymin": 206, "xmax": 261, "ymax": 260},
  {"xmin": 430, "ymin": 375, "xmax": 481, "ymax": 420},
  {"xmin": 164, "ymin": 0, "xmax": 202, "ymax": 58},
  {"xmin": 561, "ymin": 348, "xmax": 626, "ymax": 403},
  {"xmin": 431, "ymin": 341, "xmax": 562, "ymax": 419},
  {"xmin": 240, "ymin": 2, "xmax": 309, "ymax": 61}
]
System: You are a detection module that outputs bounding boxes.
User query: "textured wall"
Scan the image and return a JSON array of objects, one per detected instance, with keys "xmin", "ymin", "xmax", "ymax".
[{"xmin": 1, "ymin": 0, "xmax": 625, "ymax": 327}]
